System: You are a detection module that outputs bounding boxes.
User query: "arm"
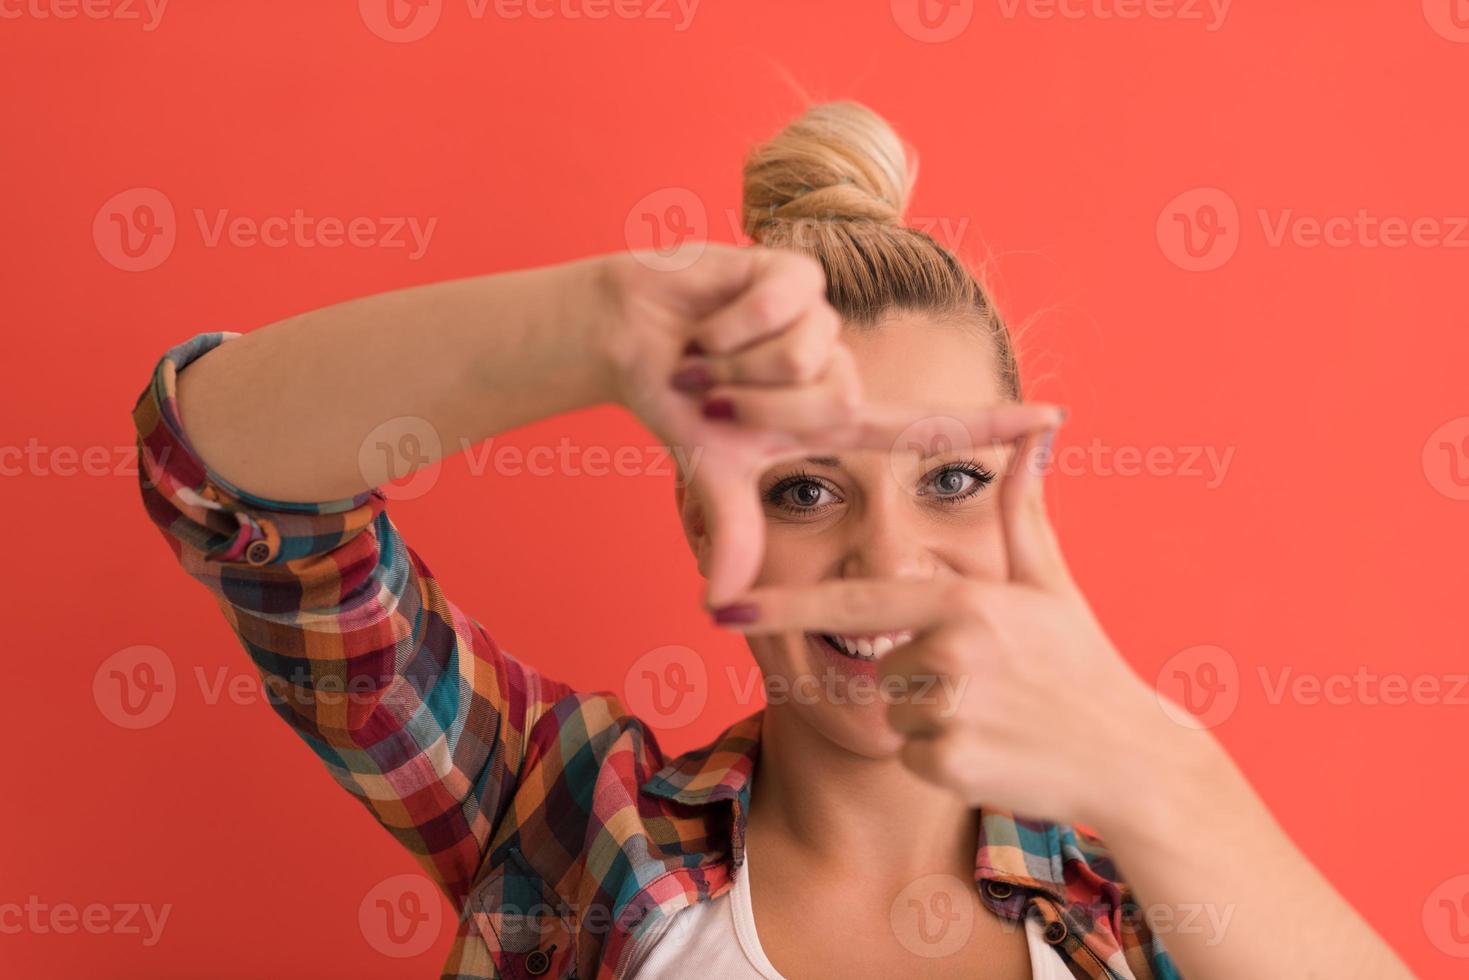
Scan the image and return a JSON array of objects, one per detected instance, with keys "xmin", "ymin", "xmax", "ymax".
[
  {"xmin": 1093, "ymin": 719, "xmax": 1413, "ymax": 980},
  {"xmin": 174, "ymin": 256, "xmax": 618, "ymax": 503},
  {"xmin": 134, "ymin": 247, "xmax": 844, "ymax": 903}
]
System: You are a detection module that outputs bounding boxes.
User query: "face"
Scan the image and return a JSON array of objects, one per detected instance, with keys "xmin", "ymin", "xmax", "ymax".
[{"xmin": 690, "ymin": 311, "xmax": 1013, "ymax": 759}]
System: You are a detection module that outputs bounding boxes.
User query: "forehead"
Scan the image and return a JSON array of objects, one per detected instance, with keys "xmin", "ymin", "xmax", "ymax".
[{"xmin": 843, "ymin": 311, "xmax": 1003, "ymax": 408}]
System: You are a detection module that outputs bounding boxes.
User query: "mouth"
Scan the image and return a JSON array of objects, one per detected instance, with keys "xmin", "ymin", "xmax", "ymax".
[{"xmin": 809, "ymin": 631, "xmax": 914, "ymax": 661}]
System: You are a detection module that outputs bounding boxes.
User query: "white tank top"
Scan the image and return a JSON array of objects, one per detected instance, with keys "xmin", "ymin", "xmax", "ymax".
[{"xmin": 633, "ymin": 845, "xmax": 1076, "ymax": 979}]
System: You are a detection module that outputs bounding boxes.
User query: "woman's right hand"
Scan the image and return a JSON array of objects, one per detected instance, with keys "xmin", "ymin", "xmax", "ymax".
[{"xmin": 593, "ymin": 245, "xmax": 863, "ymax": 606}]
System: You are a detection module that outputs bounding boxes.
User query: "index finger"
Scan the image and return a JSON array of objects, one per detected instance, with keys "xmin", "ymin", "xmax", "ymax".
[
  {"xmin": 710, "ymin": 578, "xmax": 967, "ymax": 636},
  {"xmin": 765, "ymin": 400, "xmax": 1066, "ymax": 465}
]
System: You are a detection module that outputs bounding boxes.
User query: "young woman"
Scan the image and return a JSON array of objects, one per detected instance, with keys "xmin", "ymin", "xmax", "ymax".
[{"xmin": 133, "ymin": 103, "xmax": 1410, "ymax": 979}]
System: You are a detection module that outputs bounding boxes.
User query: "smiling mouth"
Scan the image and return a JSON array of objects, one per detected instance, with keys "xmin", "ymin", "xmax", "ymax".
[{"xmin": 810, "ymin": 631, "xmax": 914, "ymax": 661}]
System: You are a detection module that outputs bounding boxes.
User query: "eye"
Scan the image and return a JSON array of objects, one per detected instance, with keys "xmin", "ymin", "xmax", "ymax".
[
  {"xmin": 762, "ymin": 471, "xmax": 843, "ymax": 515},
  {"xmin": 918, "ymin": 459, "xmax": 995, "ymax": 503}
]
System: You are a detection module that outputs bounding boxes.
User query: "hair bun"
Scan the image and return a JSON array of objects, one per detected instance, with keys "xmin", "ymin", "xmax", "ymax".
[{"xmin": 742, "ymin": 101, "xmax": 915, "ymax": 241}]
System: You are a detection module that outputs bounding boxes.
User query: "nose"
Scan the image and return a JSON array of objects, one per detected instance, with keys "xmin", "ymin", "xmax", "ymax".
[{"xmin": 838, "ymin": 510, "xmax": 940, "ymax": 582}]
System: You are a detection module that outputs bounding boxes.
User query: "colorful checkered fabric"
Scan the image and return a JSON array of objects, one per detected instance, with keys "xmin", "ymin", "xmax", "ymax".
[{"xmin": 134, "ymin": 331, "xmax": 1180, "ymax": 979}]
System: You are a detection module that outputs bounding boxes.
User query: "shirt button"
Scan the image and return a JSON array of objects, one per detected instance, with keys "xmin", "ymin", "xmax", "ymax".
[
  {"xmin": 245, "ymin": 540, "xmax": 272, "ymax": 565},
  {"xmin": 983, "ymin": 881, "xmax": 1014, "ymax": 900},
  {"xmin": 524, "ymin": 948, "xmax": 551, "ymax": 976},
  {"xmin": 1043, "ymin": 920, "xmax": 1069, "ymax": 945}
]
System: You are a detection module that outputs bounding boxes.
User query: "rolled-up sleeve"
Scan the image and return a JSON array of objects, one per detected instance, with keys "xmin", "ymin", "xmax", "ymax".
[{"xmin": 132, "ymin": 331, "xmax": 576, "ymax": 903}]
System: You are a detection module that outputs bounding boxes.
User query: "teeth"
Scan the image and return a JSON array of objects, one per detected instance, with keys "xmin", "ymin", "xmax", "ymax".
[{"xmin": 819, "ymin": 631, "xmax": 913, "ymax": 661}]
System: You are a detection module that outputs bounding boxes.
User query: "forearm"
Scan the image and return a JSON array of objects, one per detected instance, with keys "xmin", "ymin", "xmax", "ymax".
[
  {"xmin": 1095, "ymin": 724, "xmax": 1411, "ymax": 980},
  {"xmin": 176, "ymin": 255, "xmax": 617, "ymax": 502}
]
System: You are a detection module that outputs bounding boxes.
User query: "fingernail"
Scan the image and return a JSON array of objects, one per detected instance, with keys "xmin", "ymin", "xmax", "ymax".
[
  {"xmin": 710, "ymin": 603, "xmax": 759, "ymax": 625},
  {"xmin": 671, "ymin": 365, "xmax": 713, "ymax": 392},
  {"xmin": 702, "ymin": 398, "xmax": 736, "ymax": 421}
]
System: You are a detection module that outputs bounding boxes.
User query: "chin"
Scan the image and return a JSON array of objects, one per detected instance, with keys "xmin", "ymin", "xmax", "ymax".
[{"xmin": 752, "ymin": 632, "xmax": 914, "ymax": 759}]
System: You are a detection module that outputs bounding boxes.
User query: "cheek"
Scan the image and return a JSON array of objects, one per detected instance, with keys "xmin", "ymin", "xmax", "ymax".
[
  {"xmin": 753, "ymin": 527, "xmax": 833, "ymax": 587},
  {"xmin": 939, "ymin": 512, "xmax": 1009, "ymax": 581}
]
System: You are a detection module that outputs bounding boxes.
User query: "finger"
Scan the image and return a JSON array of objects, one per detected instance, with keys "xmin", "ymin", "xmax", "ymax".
[
  {"xmin": 999, "ymin": 423, "xmax": 1069, "ymax": 589},
  {"xmin": 672, "ymin": 304, "xmax": 842, "ymax": 391},
  {"xmin": 697, "ymin": 460, "xmax": 768, "ymax": 609},
  {"xmin": 822, "ymin": 401, "xmax": 1067, "ymax": 458},
  {"xmin": 699, "ymin": 348, "xmax": 862, "ymax": 432},
  {"xmin": 691, "ymin": 250, "xmax": 830, "ymax": 355},
  {"xmin": 898, "ymin": 729, "xmax": 984, "ymax": 795},
  {"xmin": 710, "ymin": 577, "xmax": 980, "ymax": 635}
]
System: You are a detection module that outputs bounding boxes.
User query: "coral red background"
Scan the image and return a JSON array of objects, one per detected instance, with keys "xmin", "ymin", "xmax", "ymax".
[{"xmin": 3, "ymin": 1, "xmax": 1467, "ymax": 976}]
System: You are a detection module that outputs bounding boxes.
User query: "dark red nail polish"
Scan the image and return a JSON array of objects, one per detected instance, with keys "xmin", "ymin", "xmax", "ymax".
[
  {"xmin": 710, "ymin": 603, "xmax": 759, "ymax": 625},
  {"xmin": 671, "ymin": 365, "xmax": 713, "ymax": 392},
  {"xmin": 702, "ymin": 398, "xmax": 735, "ymax": 420}
]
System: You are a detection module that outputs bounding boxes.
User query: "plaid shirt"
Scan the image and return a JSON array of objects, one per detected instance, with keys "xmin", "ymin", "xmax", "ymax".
[{"xmin": 134, "ymin": 331, "xmax": 1181, "ymax": 980}]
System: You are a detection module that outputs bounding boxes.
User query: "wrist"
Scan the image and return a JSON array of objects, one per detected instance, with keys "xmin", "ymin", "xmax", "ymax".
[
  {"xmin": 1079, "ymin": 694, "xmax": 1236, "ymax": 851},
  {"xmin": 568, "ymin": 253, "xmax": 641, "ymax": 410}
]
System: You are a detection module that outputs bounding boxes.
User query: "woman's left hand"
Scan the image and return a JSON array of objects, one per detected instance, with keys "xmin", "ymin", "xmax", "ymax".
[{"xmin": 711, "ymin": 421, "xmax": 1182, "ymax": 831}]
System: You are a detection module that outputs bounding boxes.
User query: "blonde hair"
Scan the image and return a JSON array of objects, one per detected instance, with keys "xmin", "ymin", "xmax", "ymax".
[{"xmin": 742, "ymin": 101, "xmax": 1021, "ymax": 399}]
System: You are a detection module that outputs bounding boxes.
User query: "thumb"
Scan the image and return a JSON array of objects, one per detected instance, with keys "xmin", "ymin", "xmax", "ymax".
[
  {"xmin": 696, "ymin": 462, "xmax": 766, "ymax": 608},
  {"xmin": 999, "ymin": 421, "xmax": 1069, "ymax": 589}
]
